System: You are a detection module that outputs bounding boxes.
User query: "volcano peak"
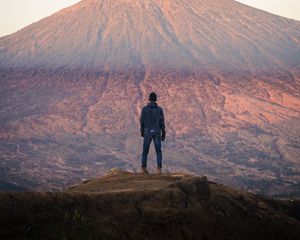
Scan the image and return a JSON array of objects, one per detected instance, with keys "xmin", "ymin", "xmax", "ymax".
[{"xmin": 0, "ymin": 0, "xmax": 299, "ymax": 70}]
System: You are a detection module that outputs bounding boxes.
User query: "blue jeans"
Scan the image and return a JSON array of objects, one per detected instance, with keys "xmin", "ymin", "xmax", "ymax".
[{"xmin": 141, "ymin": 131, "xmax": 162, "ymax": 168}]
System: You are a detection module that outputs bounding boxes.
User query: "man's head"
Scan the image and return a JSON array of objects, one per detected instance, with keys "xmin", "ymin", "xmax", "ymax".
[{"xmin": 149, "ymin": 92, "xmax": 157, "ymax": 102}]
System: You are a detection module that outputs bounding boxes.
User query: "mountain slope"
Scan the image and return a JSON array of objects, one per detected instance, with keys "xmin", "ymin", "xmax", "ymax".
[
  {"xmin": 0, "ymin": 171, "xmax": 299, "ymax": 240},
  {"xmin": 0, "ymin": 0, "xmax": 300, "ymax": 194},
  {"xmin": 0, "ymin": 0, "xmax": 300, "ymax": 70}
]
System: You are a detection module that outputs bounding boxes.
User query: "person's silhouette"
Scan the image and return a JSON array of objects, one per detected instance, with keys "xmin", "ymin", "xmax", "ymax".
[{"xmin": 140, "ymin": 92, "xmax": 166, "ymax": 174}]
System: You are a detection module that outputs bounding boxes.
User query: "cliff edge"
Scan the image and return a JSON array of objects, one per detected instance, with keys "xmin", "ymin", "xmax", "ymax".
[{"xmin": 0, "ymin": 170, "xmax": 299, "ymax": 240}]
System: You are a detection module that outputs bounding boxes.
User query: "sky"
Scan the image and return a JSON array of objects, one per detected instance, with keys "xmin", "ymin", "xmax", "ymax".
[
  {"xmin": 237, "ymin": 0, "xmax": 300, "ymax": 21},
  {"xmin": 0, "ymin": 0, "xmax": 299, "ymax": 37}
]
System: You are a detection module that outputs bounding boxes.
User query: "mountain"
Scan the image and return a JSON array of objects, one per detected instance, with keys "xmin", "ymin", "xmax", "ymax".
[
  {"xmin": 0, "ymin": 0, "xmax": 300, "ymax": 195},
  {"xmin": 1, "ymin": 0, "xmax": 300, "ymax": 71},
  {"xmin": 0, "ymin": 170, "xmax": 299, "ymax": 239}
]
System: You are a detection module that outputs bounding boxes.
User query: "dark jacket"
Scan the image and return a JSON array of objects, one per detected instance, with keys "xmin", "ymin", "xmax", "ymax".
[{"xmin": 140, "ymin": 102, "xmax": 165, "ymax": 135}]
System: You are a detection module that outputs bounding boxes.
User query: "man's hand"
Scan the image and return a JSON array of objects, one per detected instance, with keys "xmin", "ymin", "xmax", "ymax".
[{"xmin": 161, "ymin": 130, "xmax": 166, "ymax": 142}]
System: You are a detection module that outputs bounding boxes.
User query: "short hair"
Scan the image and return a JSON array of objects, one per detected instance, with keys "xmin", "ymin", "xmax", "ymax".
[{"xmin": 149, "ymin": 92, "xmax": 157, "ymax": 102}]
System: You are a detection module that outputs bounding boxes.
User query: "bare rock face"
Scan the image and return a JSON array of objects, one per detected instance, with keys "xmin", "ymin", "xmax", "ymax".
[
  {"xmin": 0, "ymin": 0, "xmax": 300, "ymax": 195},
  {"xmin": 0, "ymin": 171, "xmax": 299, "ymax": 240}
]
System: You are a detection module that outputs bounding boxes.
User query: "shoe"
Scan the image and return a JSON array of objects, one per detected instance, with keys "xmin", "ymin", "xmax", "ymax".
[
  {"xmin": 142, "ymin": 167, "xmax": 149, "ymax": 174},
  {"xmin": 156, "ymin": 167, "xmax": 162, "ymax": 175}
]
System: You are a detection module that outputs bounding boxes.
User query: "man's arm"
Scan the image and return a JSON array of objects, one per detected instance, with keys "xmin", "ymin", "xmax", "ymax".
[
  {"xmin": 140, "ymin": 108, "xmax": 145, "ymax": 137},
  {"xmin": 160, "ymin": 108, "xmax": 166, "ymax": 141}
]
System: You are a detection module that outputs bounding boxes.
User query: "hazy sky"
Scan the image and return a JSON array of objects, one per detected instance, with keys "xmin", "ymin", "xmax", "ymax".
[
  {"xmin": 238, "ymin": 0, "xmax": 300, "ymax": 21},
  {"xmin": 0, "ymin": 0, "xmax": 81, "ymax": 37},
  {"xmin": 0, "ymin": 0, "xmax": 299, "ymax": 37}
]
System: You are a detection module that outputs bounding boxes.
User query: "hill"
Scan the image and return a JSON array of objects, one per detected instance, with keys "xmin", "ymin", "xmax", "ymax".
[
  {"xmin": 0, "ymin": 170, "xmax": 299, "ymax": 239},
  {"xmin": 0, "ymin": 0, "xmax": 299, "ymax": 195}
]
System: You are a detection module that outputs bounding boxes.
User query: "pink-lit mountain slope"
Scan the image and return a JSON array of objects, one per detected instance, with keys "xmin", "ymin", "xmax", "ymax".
[
  {"xmin": 0, "ymin": 0, "xmax": 300, "ymax": 196},
  {"xmin": 0, "ymin": 0, "xmax": 299, "ymax": 71}
]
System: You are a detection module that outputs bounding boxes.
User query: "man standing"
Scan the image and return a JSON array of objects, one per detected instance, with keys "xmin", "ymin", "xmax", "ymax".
[{"xmin": 140, "ymin": 92, "xmax": 166, "ymax": 174}]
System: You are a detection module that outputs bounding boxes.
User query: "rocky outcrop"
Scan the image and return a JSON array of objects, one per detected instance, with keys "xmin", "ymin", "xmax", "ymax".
[{"xmin": 0, "ymin": 171, "xmax": 299, "ymax": 240}]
